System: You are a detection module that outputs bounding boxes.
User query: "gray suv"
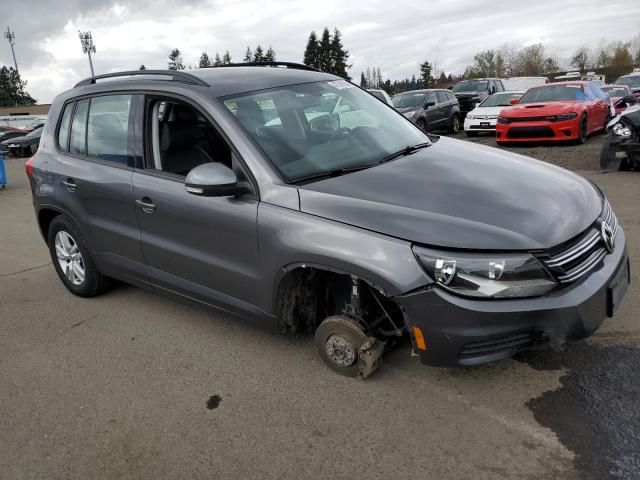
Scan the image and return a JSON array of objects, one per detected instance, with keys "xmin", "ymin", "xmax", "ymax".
[
  {"xmin": 27, "ymin": 63, "xmax": 629, "ymax": 378},
  {"xmin": 392, "ymin": 89, "xmax": 461, "ymax": 133}
]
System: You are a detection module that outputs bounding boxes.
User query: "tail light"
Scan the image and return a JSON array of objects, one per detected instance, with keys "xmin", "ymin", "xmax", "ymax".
[{"xmin": 25, "ymin": 157, "xmax": 34, "ymax": 178}]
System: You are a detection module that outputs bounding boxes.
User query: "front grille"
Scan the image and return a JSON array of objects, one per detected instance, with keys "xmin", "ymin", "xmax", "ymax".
[
  {"xmin": 507, "ymin": 116, "xmax": 552, "ymax": 123},
  {"xmin": 507, "ymin": 126, "xmax": 555, "ymax": 138},
  {"xmin": 539, "ymin": 199, "xmax": 618, "ymax": 284},
  {"xmin": 459, "ymin": 332, "xmax": 537, "ymax": 360}
]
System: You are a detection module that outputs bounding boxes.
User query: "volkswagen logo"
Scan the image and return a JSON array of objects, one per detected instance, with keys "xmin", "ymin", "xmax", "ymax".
[{"xmin": 600, "ymin": 220, "xmax": 615, "ymax": 254}]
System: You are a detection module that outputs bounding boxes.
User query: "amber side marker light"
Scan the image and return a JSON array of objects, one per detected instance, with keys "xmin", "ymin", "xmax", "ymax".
[{"xmin": 412, "ymin": 326, "xmax": 428, "ymax": 351}]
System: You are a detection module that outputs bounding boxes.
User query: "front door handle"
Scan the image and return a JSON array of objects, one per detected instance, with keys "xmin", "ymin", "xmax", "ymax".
[
  {"xmin": 62, "ymin": 178, "xmax": 77, "ymax": 192},
  {"xmin": 136, "ymin": 198, "xmax": 156, "ymax": 214}
]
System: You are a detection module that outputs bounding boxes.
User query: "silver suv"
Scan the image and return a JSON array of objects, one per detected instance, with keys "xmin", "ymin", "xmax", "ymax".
[{"xmin": 27, "ymin": 64, "xmax": 629, "ymax": 377}]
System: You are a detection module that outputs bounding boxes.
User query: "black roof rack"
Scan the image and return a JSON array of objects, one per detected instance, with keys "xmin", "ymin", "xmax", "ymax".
[
  {"xmin": 74, "ymin": 70, "xmax": 210, "ymax": 88},
  {"xmin": 210, "ymin": 62, "xmax": 320, "ymax": 72}
]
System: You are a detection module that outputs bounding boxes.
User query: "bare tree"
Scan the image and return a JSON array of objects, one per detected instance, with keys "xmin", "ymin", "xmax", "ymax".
[{"xmin": 570, "ymin": 46, "xmax": 591, "ymax": 72}]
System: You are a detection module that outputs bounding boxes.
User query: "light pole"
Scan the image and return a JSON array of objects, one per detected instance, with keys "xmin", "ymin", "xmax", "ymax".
[
  {"xmin": 78, "ymin": 30, "xmax": 96, "ymax": 77},
  {"xmin": 4, "ymin": 26, "xmax": 18, "ymax": 73}
]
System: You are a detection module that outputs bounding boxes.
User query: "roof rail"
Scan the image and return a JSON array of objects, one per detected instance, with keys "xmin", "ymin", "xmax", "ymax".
[
  {"xmin": 212, "ymin": 62, "xmax": 320, "ymax": 72},
  {"xmin": 74, "ymin": 70, "xmax": 210, "ymax": 88}
]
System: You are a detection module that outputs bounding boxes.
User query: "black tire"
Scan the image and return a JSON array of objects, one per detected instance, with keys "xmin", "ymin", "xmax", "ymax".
[
  {"xmin": 449, "ymin": 114, "xmax": 461, "ymax": 134},
  {"xmin": 47, "ymin": 215, "xmax": 111, "ymax": 297},
  {"xmin": 599, "ymin": 135, "xmax": 630, "ymax": 171},
  {"xmin": 416, "ymin": 119, "xmax": 427, "ymax": 131},
  {"xmin": 465, "ymin": 130, "xmax": 479, "ymax": 137},
  {"xmin": 576, "ymin": 115, "xmax": 588, "ymax": 144},
  {"xmin": 314, "ymin": 316, "xmax": 368, "ymax": 378}
]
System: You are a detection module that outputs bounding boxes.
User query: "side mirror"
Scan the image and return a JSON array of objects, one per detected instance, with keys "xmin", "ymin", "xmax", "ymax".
[
  {"xmin": 185, "ymin": 163, "xmax": 248, "ymax": 197},
  {"xmin": 424, "ymin": 101, "xmax": 436, "ymax": 108},
  {"xmin": 509, "ymin": 98, "xmax": 519, "ymax": 105},
  {"xmin": 622, "ymin": 94, "xmax": 638, "ymax": 105}
]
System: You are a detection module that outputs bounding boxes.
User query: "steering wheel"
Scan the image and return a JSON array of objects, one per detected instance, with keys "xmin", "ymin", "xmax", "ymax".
[{"xmin": 328, "ymin": 127, "xmax": 351, "ymax": 143}]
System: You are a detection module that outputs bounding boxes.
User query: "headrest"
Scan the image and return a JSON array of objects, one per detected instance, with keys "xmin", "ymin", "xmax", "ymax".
[
  {"xmin": 160, "ymin": 122, "xmax": 197, "ymax": 151},
  {"xmin": 236, "ymin": 101, "xmax": 265, "ymax": 127}
]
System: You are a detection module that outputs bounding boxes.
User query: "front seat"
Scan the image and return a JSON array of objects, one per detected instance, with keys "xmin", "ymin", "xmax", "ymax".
[
  {"xmin": 160, "ymin": 109, "xmax": 213, "ymax": 175},
  {"xmin": 235, "ymin": 101, "xmax": 266, "ymax": 133}
]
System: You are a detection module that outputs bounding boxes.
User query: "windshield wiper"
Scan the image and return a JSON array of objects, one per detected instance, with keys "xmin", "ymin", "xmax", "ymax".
[
  {"xmin": 376, "ymin": 142, "xmax": 431, "ymax": 165},
  {"xmin": 291, "ymin": 163, "xmax": 378, "ymax": 184}
]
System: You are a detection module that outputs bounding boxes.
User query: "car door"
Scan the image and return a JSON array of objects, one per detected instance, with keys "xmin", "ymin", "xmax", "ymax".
[
  {"xmin": 585, "ymin": 83, "xmax": 607, "ymax": 132},
  {"xmin": 423, "ymin": 92, "xmax": 441, "ymax": 129},
  {"xmin": 52, "ymin": 94, "xmax": 146, "ymax": 284},
  {"xmin": 131, "ymin": 96, "xmax": 262, "ymax": 314},
  {"xmin": 436, "ymin": 91, "xmax": 451, "ymax": 127}
]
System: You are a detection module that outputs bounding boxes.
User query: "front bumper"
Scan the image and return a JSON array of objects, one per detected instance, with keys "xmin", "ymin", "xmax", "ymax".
[
  {"xmin": 496, "ymin": 118, "xmax": 579, "ymax": 142},
  {"xmin": 397, "ymin": 229, "xmax": 629, "ymax": 367},
  {"xmin": 464, "ymin": 117, "xmax": 497, "ymax": 132}
]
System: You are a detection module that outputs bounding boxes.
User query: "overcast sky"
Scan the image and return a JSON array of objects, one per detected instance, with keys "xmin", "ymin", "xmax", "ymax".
[{"xmin": 1, "ymin": 0, "xmax": 639, "ymax": 103}]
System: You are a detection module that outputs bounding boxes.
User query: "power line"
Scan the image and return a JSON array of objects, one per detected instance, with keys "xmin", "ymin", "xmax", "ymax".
[
  {"xmin": 4, "ymin": 26, "xmax": 18, "ymax": 73},
  {"xmin": 78, "ymin": 30, "xmax": 96, "ymax": 77}
]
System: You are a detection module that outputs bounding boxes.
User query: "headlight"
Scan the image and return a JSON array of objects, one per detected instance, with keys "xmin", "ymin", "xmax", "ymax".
[
  {"xmin": 556, "ymin": 112, "xmax": 578, "ymax": 121},
  {"xmin": 404, "ymin": 111, "xmax": 416, "ymax": 119},
  {"xmin": 612, "ymin": 123, "xmax": 632, "ymax": 138},
  {"xmin": 413, "ymin": 246, "xmax": 556, "ymax": 298},
  {"xmin": 466, "ymin": 115, "xmax": 475, "ymax": 120}
]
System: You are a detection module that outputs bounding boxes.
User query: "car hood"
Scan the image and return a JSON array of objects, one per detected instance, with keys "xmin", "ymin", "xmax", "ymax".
[
  {"xmin": 1, "ymin": 135, "xmax": 27, "ymax": 145},
  {"xmin": 467, "ymin": 106, "xmax": 505, "ymax": 117},
  {"xmin": 298, "ymin": 137, "xmax": 602, "ymax": 250},
  {"xmin": 502, "ymin": 102, "xmax": 580, "ymax": 117}
]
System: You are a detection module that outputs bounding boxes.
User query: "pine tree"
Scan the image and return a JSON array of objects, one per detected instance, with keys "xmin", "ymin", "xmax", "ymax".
[
  {"xmin": 330, "ymin": 28, "xmax": 350, "ymax": 80},
  {"xmin": 419, "ymin": 60, "xmax": 433, "ymax": 87},
  {"xmin": 318, "ymin": 28, "xmax": 332, "ymax": 72},
  {"xmin": 265, "ymin": 46, "xmax": 276, "ymax": 62},
  {"xmin": 213, "ymin": 53, "xmax": 222, "ymax": 66},
  {"xmin": 168, "ymin": 49, "xmax": 185, "ymax": 71},
  {"xmin": 222, "ymin": 51, "xmax": 232, "ymax": 64},
  {"xmin": 198, "ymin": 52, "xmax": 212, "ymax": 68},
  {"xmin": 376, "ymin": 68, "xmax": 383, "ymax": 88},
  {"xmin": 303, "ymin": 31, "xmax": 320, "ymax": 68},
  {"xmin": 139, "ymin": 65, "xmax": 146, "ymax": 70},
  {"xmin": 253, "ymin": 45, "xmax": 265, "ymax": 62},
  {"xmin": 244, "ymin": 47, "xmax": 252, "ymax": 62},
  {"xmin": 365, "ymin": 67, "xmax": 372, "ymax": 88},
  {"xmin": 360, "ymin": 72, "xmax": 366, "ymax": 88},
  {"xmin": 0, "ymin": 66, "xmax": 36, "ymax": 107}
]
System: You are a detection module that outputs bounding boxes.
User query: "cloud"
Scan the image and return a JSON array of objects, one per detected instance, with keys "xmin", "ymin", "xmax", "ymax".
[{"xmin": 1, "ymin": 0, "xmax": 639, "ymax": 103}]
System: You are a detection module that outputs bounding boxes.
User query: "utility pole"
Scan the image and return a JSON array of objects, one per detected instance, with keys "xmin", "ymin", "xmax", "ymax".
[
  {"xmin": 78, "ymin": 30, "xmax": 96, "ymax": 77},
  {"xmin": 4, "ymin": 26, "xmax": 18, "ymax": 73}
]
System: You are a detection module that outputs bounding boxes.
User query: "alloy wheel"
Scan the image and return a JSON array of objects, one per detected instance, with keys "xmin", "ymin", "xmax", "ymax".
[{"xmin": 54, "ymin": 231, "xmax": 85, "ymax": 286}]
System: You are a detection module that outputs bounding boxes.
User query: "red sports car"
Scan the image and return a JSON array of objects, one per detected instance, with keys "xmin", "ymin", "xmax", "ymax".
[{"xmin": 496, "ymin": 81, "xmax": 610, "ymax": 144}]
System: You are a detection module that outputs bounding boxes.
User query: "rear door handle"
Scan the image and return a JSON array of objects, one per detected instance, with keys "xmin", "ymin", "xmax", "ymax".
[
  {"xmin": 136, "ymin": 198, "xmax": 156, "ymax": 213},
  {"xmin": 62, "ymin": 178, "xmax": 77, "ymax": 192}
]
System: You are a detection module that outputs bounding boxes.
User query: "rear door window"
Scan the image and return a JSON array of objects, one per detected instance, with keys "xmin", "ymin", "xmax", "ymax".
[
  {"xmin": 87, "ymin": 95, "xmax": 132, "ymax": 165},
  {"xmin": 437, "ymin": 91, "xmax": 448, "ymax": 104},
  {"xmin": 69, "ymin": 99, "xmax": 89, "ymax": 155}
]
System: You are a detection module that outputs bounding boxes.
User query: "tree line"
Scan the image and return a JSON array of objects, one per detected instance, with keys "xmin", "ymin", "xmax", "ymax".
[
  {"xmin": 166, "ymin": 45, "xmax": 277, "ymax": 70},
  {"xmin": 0, "ymin": 66, "xmax": 36, "ymax": 107}
]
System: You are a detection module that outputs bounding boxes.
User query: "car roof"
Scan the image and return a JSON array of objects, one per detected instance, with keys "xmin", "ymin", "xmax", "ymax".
[
  {"xmin": 539, "ymin": 81, "xmax": 589, "ymax": 87},
  {"xmin": 396, "ymin": 89, "xmax": 446, "ymax": 94},
  {"xmin": 69, "ymin": 66, "xmax": 338, "ymax": 99}
]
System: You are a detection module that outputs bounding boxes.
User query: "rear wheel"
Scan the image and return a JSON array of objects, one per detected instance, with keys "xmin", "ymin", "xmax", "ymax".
[
  {"xmin": 449, "ymin": 114, "xmax": 461, "ymax": 134},
  {"xmin": 315, "ymin": 316, "xmax": 368, "ymax": 378},
  {"xmin": 576, "ymin": 115, "xmax": 588, "ymax": 144},
  {"xmin": 48, "ymin": 215, "xmax": 111, "ymax": 297}
]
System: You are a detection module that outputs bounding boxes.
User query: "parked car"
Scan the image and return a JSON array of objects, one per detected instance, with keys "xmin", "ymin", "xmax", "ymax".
[
  {"xmin": 502, "ymin": 77, "xmax": 549, "ymax": 92},
  {"xmin": 6, "ymin": 126, "xmax": 43, "ymax": 157},
  {"xmin": 26, "ymin": 65, "xmax": 629, "ymax": 377},
  {"xmin": 496, "ymin": 81, "xmax": 610, "ymax": 144},
  {"xmin": 600, "ymin": 99, "xmax": 640, "ymax": 171},
  {"xmin": 451, "ymin": 78, "xmax": 505, "ymax": 117},
  {"xmin": 367, "ymin": 89, "xmax": 392, "ymax": 105},
  {"xmin": 614, "ymin": 73, "xmax": 640, "ymax": 97},
  {"xmin": 0, "ymin": 125, "xmax": 21, "ymax": 134},
  {"xmin": 602, "ymin": 85, "xmax": 633, "ymax": 116},
  {"xmin": 463, "ymin": 91, "xmax": 523, "ymax": 136},
  {"xmin": 392, "ymin": 89, "xmax": 461, "ymax": 133}
]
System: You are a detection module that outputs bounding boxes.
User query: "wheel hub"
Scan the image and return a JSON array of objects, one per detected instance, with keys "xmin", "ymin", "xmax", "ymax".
[
  {"xmin": 54, "ymin": 231, "xmax": 85, "ymax": 286},
  {"xmin": 325, "ymin": 334, "xmax": 357, "ymax": 368}
]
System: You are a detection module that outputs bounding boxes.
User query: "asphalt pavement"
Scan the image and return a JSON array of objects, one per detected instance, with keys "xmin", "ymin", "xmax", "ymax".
[{"xmin": 1, "ymin": 147, "xmax": 639, "ymax": 480}]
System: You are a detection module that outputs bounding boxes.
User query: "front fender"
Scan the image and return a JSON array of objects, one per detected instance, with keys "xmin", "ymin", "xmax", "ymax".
[{"xmin": 257, "ymin": 203, "xmax": 429, "ymax": 315}]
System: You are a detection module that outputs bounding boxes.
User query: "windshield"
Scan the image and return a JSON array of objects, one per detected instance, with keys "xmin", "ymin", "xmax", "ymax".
[
  {"xmin": 615, "ymin": 75, "xmax": 640, "ymax": 89},
  {"xmin": 224, "ymin": 80, "xmax": 428, "ymax": 182},
  {"xmin": 392, "ymin": 92, "xmax": 427, "ymax": 108},
  {"xmin": 452, "ymin": 80, "xmax": 488, "ymax": 93},
  {"xmin": 479, "ymin": 92, "xmax": 522, "ymax": 107},
  {"xmin": 518, "ymin": 85, "xmax": 585, "ymax": 104}
]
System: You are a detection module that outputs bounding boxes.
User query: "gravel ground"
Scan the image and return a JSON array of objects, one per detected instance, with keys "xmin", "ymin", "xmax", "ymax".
[{"xmin": 450, "ymin": 130, "xmax": 606, "ymax": 171}]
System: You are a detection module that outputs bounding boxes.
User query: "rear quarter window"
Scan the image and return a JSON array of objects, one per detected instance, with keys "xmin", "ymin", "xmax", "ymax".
[
  {"xmin": 57, "ymin": 102, "xmax": 74, "ymax": 152},
  {"xmin": 70, "ymin": 99, "xmax": 89, "ymax": 155}
]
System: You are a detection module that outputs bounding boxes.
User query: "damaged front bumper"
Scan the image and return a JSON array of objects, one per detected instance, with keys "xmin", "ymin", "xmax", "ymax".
[{"xmin": 397, "ymin": 230, "xmax": 629, "ymax": 368}]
